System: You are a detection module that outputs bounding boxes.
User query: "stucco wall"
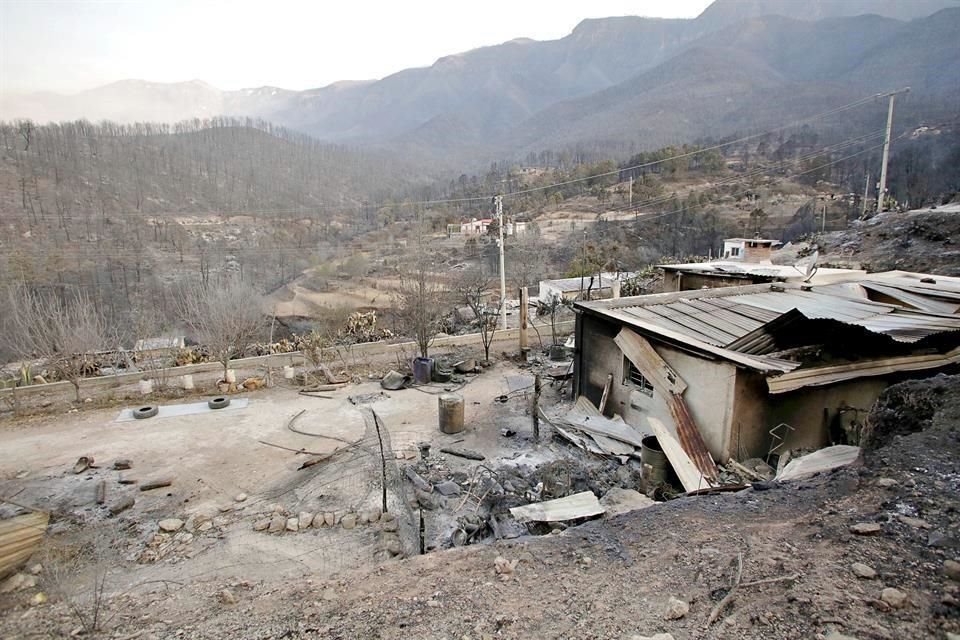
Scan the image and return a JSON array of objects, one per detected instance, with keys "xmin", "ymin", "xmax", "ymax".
[
  {"xmin": 578, "ymin": 315, "xmax": 738, "ymax": 458},
  {"xmin": 730, "ymin": 372, "xmax": 891, "ymax": 459}
]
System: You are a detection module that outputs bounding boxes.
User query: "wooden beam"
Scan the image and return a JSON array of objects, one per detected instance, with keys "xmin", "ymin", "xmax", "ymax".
[
  {"xmin": 614, "ymin": 329, "xmax": 687, "ymax": 395},
  {"xmin": 598, "ymin": 374, "xmax": 613, "ymax": 414}
]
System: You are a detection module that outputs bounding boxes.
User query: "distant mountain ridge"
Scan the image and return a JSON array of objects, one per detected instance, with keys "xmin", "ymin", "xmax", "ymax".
[{"xmin": 2, "ymin": 0, "xmax": 958, "ymax": 167}]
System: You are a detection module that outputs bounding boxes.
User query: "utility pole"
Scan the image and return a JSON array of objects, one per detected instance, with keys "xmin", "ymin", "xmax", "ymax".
[
  {"xmin": 495, "ymin": 195, "xmax": 507, "ymax": 330},
  {"xmin": 861, "ymin": 172, "xmax": 870, "ymax": 218},
  {"xmin": 876, "ymin": 88, "xmax": 909, "ymax": 213}
]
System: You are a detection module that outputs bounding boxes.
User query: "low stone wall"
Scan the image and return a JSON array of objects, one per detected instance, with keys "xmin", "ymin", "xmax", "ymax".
[{"xmin": 0, "ymin": 320, "xmax": 575, "ymax": 403}]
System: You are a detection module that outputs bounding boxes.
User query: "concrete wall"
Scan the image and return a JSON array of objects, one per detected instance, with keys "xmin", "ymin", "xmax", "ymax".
[
  {"xmin": 577, "ymin": 315, "xmax": 738, "ymax": 458},
  {"xmin": 730, "ymin": 371, "xmax": 891, "ymax": 459},
  {"xmin": 663, "ymin": 271, "xmax": 756, "ymax": 292}
]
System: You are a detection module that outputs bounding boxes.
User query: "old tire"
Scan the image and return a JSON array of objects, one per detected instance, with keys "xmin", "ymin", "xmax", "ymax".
[
  {"xmin": 133, "ymin": 405, "xmax": 159, "ymax": 420},
  {"xmin": 208, "ymin": 396, "xmax": 230, "ymax": 410}
]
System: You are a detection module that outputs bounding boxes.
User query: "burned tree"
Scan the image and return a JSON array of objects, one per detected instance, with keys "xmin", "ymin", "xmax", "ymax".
[
  {"xmin": 453, "ymin": 266, "xmax": 503, "ymax": 363},
  {"xmin": 395, "ymin": 224, "xmax": 446, "ymax": 359},
  {"xmin": 175, "ymin": 279, "xmax": 265, "ymax": 381},
  {"xmin": 6, "ymin": 285, "xmax": 108, "ymax": 403}
]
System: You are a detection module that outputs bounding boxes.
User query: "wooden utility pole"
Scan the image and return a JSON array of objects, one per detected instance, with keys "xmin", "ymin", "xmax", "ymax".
[
  {"xmin": 519, "ymin": 287, "xmax": 529, "ymax": 352},
  {"xmin": 876, "ymin": 88, "xmax": 909, "ymax": 213},
  {"xmin": 861, "ymin": 172, "xmax": 870, "ymax": 218},
  {"xmin": 495, "ymin": 195, "xmax": 507, "ymax": 330}
]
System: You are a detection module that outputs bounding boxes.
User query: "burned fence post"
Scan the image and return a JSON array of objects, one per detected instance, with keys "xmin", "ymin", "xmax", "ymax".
[{"xmin": 532, "ymin": 373, "xmax": 542, "ymax": 441}]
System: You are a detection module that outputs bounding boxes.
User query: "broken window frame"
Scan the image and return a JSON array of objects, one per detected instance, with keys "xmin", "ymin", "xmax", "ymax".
[{"xmin": 623, "ymin": 357, "xmax": 654, "ymax": 396}]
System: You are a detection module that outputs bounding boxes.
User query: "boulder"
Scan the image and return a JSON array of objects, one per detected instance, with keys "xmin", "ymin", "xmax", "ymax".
[
  {"xmin": 341, "ymin": 513, "xmax": 357, "ymax": 530},
  {"xmin": 158, "ymin": 518, "xmax": 184, "ymax": 533}
]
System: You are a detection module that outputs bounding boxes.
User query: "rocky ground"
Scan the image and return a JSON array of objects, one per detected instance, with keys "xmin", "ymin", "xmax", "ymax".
[
  {"xmin": 819, "ymin": 204, "xmax": 960, "ymax": 275},
  {"xmin": 3, "ymin": 373, "xmax": 959, "ymax": 639}
]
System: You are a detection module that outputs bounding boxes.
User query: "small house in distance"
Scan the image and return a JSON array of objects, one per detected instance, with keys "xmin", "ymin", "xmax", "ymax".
[
  {"xmin": 722, "ymin": 237, "xmax": 778, "ymax": 262},
  {"xmin": 539, "ymin": 272, "xmax": 636, "ymax": 302},
  {"xmin": 572, "ymin": 274, "xmax": 960, "ymax": 465}
]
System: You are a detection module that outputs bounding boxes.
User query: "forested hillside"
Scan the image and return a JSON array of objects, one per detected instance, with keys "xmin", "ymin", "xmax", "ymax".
[{"xmin": 0, "ymin": 118, "xmax": 424, "ymax": 333}]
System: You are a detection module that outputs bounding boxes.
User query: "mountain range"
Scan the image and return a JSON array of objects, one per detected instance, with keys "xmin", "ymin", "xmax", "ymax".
[{"xmin": 2, "ymin": 0, "xmax": 958, "ymax": 167}]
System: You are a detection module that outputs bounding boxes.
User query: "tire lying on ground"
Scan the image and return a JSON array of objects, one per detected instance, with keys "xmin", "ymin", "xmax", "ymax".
[
  {"xmin": 208, "ymin": 396, "xmax": 231, "ymax": 410},
  {"xmin": 133, "ymin": 405, "xmax": 159, "ymax": 420}
]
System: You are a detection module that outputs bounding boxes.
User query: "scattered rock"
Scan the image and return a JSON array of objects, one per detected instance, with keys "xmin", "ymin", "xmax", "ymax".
[
  {"xmin": 434, "ymin": 480, "xmax": 461, "ymax": 496},
  {"xmin": 285, "ymin": 517, "xmax": 299, "ymax": 532},
  {"xmin": 383, "ymin": 536, "xmax": 402, "ymax": 556},
  {"xmin": 366, "ymin": 508, "xmax": 382, "ymax": 523},
  {"xmin": 851, "ymin": 562, "xmax": 877, "ymax": 579},
  {"xmin": 27, "ymin": 564, "xmax": 43, "ymax": 576},
  {"xmin": 112, "ymin": 459, "xmax": 132, "ymax": 470},
  {"xmin": 416, "ymin": 489, "xmax": 442, "ymax": 510},
  {"xmin": 876, "ymin": 478, "xmax": 898, "ymax": 488},
  {"xmin": 118, "ymin": 474, "xmax": 138, "ymax": 485},
  {"xmin": 158, "ymin": 518, "xmax": 184, "ymax": 533},
  {"xmin": 0, "ymin": 573, "xmax": 36, "ymax": 594},
  {"xmin": 850, "ymin": 522, "xmax": 881, "ymax": 535},
  {"xmin": 663, "ymin": 596, "xmax": 689, "ymax": 620},
  {"xmin": 30, "ymin": 592, "xmax": 47, "ymax": 606},
  {"xmin": 897, "ymin": 515, "xmax": 930, "ymax": 529},
  {"xmin": 944, "ymin": 559, "xmax": 960, "ymax": 581},
  {"xmin": 140, "ymin": 477, "xmax": 174, "ymax": 491},
  {"xmin": 405, "ymin": 467, "xmax": 432, "ymax": 492},
  {"xmin": 217, "ymin": 505, "xmax": 233, "ymax": 513},
  {"xmin": 494, "ymin": 556, "xmax": 518, "ymax": 580},
  {"xmin": 219, "ymin": 589, "xmax": 238, "ymax": 605},
  {"xmin": 234, "ymin": 493, "xmax": 248, "ymax": 502},
  {"xmin": 299, "ymin": 511, "xmax": 314, "ymax": 530},
  {"xmin": 600, "ymin": 488, "xmax": 656, "ymax": 518},
  {"xmin": 197, "ymin": 521, "xmax": 213, "ymax": 532},
  {"xmin": 880, "ymin": 587, "xmax": 908, "ymax": 609},
  {"xmin": 927, "ymin": 530, "xmax": 955, "ymax": 548},
  {"xmin": 382, "ymin": 518, "xmax": 399, "ymax": 532},
  {"xmin": 253, "ymin": 518, "xmax": 271, "ymax": 532},
  {"xmin": 323, "ymin": 512, "xmax": 335, "ymax": 527},
  {"xmin": 268, "ymin": 515, "xmax": 286, "ymax": 533},
  {"xmin": 341, "ymin": 513, "xmax": 357, "ymax": 529},
  {"xmin": 108, "ymin": 496, "xmax": 135, "ymax": 515},
  {"xmin": 313, "ymin": 513, "xmax": 327, "ymax": 528}
]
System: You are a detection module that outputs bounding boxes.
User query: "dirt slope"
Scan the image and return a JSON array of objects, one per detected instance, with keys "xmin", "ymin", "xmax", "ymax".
[{"xmin": 4, "ymin": 375, "xmax": 959, "ymax": 639}]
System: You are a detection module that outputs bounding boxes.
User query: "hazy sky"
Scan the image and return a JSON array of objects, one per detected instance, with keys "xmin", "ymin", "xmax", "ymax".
[{"xmin": 1, "ymin": 0, "xmax": 713, "ymax": 94}]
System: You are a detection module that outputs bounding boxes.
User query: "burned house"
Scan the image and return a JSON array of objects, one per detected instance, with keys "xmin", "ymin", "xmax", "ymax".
[
  {"xmin": 659, "ymin": 261, "xmax": 864, "ymax": 292},
  {"xmin": 572, "ymin": 273, "xmax": 960, "ymax": 466}
]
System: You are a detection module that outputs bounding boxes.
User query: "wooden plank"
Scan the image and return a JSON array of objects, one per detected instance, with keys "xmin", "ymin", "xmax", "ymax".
[
  {"xmin": 614, "ymin": 329, "xmax": 687, "ymax": 395},
  {"xmin": 510, "ymin": 491, "xmax": 605, "ymax": 523},
  {"xmin": 767, "ymin": 348, "xmax": 960, "ymax": 394},
  {"xmin": 647, "ymin": 417, "xmax": 712, "ymax": 492},
  {"xmin": 598, "ymin": 374, "xmax": 613, "ymax": 414},
  {"xmin": 0, "ymin": 512, "xmax": 49, "ymax": 580}
]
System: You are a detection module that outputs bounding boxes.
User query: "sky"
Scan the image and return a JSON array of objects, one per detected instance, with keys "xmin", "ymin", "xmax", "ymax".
[{"xmin": 0, "ymin": 0, "xmax": 713, "ymax": 94}]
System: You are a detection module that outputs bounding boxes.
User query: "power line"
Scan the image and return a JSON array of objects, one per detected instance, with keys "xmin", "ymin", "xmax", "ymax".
[
  {"xmin": 0, "ymin": 128, "xmax": 894, "ymax": 264},
  {"xmin": 1, "ymin": 91, "xmax": 896, "ymax": 223}
]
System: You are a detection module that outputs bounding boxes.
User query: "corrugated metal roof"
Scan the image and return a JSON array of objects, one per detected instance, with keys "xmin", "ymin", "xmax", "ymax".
[
  {"xmin": 580, "ymin": 281, "xmax": 960, "ymax": 363},
  {"xmin": 860, "ymin": 282, "xmax": 960, "ymax": 314}
]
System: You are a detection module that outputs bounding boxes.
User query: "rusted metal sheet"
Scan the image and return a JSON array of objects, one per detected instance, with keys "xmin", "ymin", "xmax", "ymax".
[{"xmin": 667, "ymin": 393, "xmax": 719, "ymax": 482}]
